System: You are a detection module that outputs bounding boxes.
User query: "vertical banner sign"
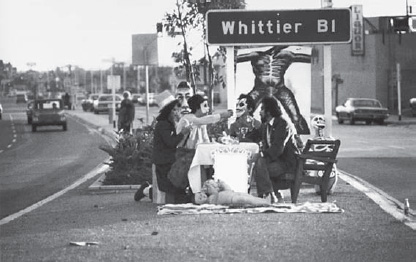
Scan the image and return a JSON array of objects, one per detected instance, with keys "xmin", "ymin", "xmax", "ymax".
[
  {"xmin": 107, "ymin": 75, "xmax": 121, "ymax": 91},
  {"xmin": 351, "ymin": 5, "xmax": 365, "ymax": 56}
]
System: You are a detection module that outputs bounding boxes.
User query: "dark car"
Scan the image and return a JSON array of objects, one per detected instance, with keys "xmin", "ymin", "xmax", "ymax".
[
  {"xmin": 93, "ymin": 94, "xmax": 122, "ymax": 114},
  {"xmin": 16, "ymin": 93, "xmax": 28, "ymax": 103},
  {"xmin": 335, "ymin": 98, "xmax": 389, "ymax": 125},
  {"xmin": 410, "ymin": 98, "xmax": 416, "ymax": 117},
  {"xmin": 31, "ymin": 99, "xmax": 67, "ymax": 132},
  {"xmin": 81, "ymin": 93, "xmax": 100, "ymax": 112}
]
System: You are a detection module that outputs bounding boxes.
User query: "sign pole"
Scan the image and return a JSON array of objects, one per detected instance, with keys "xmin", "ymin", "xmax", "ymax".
[
  {"xmin": 324, "ymin": 45, "xmax": 332, "ymax": 137},
  {"xmin": 226, "ymin": 46, "xmax": 236, "ymax": 127},
  {"xmin": 397, "ymin": 63, "xmax": 402, "ymax": 121},
  {"xmin": 145, "ymin": 65, "xmax": 150, "ymax": 125}
]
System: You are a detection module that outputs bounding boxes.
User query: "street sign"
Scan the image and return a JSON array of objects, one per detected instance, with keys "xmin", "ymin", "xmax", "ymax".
[{"xmin": 206, "ymin": 9, "xmax": 351, "ymax": 45}]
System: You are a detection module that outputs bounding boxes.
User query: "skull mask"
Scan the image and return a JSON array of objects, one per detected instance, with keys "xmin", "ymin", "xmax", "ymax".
[
  {"xmin": 311, "ymin": 115, "xmax": 326, "ymax": 130},
  {"xmin": 236, "ymin": 98, "xmax": 248, "ymax": 118}
]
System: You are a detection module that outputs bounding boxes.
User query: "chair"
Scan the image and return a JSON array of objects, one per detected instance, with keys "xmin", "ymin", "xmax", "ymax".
[
  {"xmin": 270, "ymin": 139, "xmax": 341, "ymax": 203},
  {"xmin": 211, "ymin": 147, "xmax": 253, "ymax": 193}
]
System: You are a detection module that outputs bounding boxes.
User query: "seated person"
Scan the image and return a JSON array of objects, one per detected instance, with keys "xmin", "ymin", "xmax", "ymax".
[
  {"xmin": 192, "ymin": 179, "xmax": 271, "ymax": 207},
  {"xmin": 229, "ymin": 94, "xmax": 262, "ymax": 142},
  {"xmin": 254, "ymin": 97, "xmax": 300, "ymax": 204}
]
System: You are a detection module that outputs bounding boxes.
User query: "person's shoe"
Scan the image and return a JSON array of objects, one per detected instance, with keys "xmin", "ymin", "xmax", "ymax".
[
  {"xmin": 276, "ymin": 191, "xmax": 285, "ymax": 204},
  {"xmin": 263, "ymin": 192, "xmax": 278, "ymax": 204},
  {"xmin": 134, "ymin": 181, "xmax": 150, "ymax": 202}
]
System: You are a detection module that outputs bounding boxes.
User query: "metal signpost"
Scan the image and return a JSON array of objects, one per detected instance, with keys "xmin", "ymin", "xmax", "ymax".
[{"xmin": 206, "ymin": 8, "xmax": 351, "ymax": 137}]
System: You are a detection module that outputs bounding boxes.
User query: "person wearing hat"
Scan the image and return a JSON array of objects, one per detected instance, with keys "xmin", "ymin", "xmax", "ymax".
[
  {"xmin": 135, "ymin": 90, "xmax": 192, "ymax": 203},
  {"xmin": 118, "ymin": 91, "xmax": 135, "ymax": 133}
]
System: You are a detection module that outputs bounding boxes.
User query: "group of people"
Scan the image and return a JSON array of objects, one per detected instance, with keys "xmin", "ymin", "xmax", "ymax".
[
  {"xmin": 132, "ymin": 78, "xmax": 337, "ymax": 206},
  {"xmin": 132, "ymin": 80, "xmax": 307, "ymax": 205}
]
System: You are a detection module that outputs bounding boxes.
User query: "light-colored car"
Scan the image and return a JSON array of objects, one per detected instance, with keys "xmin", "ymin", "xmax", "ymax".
[
  {"xmin": 93, "ymin": 94, "xmax": 122, "ymax": 114},
  {"xmin": 0, "ymin": 103, "xmax": 3, "ymax": 120},
  {"xmin": 335, "ymin": 98, "xmax": 389, "ymax": 125},
  {"xmin": 31, "ymin": 99, "xmax": 67, "ymax": 132}
]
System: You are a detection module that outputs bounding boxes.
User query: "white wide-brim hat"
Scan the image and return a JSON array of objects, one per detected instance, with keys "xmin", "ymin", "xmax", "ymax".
[{"xmin": 155, "ymin": 90, "xmax": 175, "ymax": 109}]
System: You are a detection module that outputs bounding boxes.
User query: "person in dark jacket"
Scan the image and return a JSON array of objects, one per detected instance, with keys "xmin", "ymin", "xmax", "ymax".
[
  {"xmin": 135, "ymin": 90, "xmax": 191, "ymax": 204},
  {"xmin": 254, "ymin": 97, "xmax": 299, "ymax": 204},
  {"xmin": 118, "ymin": 91, "xmax": 135, "ymax": 133}
]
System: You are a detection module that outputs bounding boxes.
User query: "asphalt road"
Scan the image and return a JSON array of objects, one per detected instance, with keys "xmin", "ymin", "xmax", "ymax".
[
  {"xmin": 332, "ymin": 120, "xmax": 416, "ymax": 206},
  {"xmin": 0, "ymin": 99, "xmax": 108, "ymax": 219}
]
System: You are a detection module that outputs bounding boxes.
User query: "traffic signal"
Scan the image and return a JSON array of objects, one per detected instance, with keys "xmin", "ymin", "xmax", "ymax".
[
  {"xmin": 156, "ymin": 23, "xmax": 163, "ymax": 33},
  {"xmin": 390, "ymin": 16, "xmax": 410, "ymax": 33}
]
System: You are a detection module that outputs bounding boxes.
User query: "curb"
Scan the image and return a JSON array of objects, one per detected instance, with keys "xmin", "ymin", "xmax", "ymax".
[
  {"xmin": 338, "ymin": 170, "xmax": 415, "ymax": 217},
  {"xmin": 88, "ymin": 172, "xmax": 141, "ymax": 191}
]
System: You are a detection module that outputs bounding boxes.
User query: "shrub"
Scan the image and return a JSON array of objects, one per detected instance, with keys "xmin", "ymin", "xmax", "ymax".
[{"xmin": 99, "ymin": 121, "xmax": 156, "ymax": 185}]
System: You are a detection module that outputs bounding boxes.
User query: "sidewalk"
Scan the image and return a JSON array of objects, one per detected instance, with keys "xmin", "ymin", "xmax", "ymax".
[{"xmin": 1, "ymin": 108, "xmax": 414, "ymax": 261}]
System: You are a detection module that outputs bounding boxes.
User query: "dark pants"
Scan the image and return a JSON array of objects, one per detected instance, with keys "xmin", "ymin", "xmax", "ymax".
[
  {"xmin": 254, "ymin": 156, "xmax": 289, "ymax": 196},
  {"xmin": 155, "ymin": 163, "xmax": 187, "ymax": 204}
]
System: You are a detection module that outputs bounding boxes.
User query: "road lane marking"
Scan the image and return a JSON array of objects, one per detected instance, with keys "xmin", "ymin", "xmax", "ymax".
[
  {"xmin": 339, "ymin": 170, "xmax": 415, "ymax": 230},
  {"xmin": 0, "ymin": 162, "xmax": 108, "ymax": 226}
]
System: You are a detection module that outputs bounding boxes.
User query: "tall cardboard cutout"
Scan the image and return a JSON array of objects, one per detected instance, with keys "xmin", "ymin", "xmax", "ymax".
[{"xmin": 235, "ymin": 45, "xmax": 311, "ymax": 135}]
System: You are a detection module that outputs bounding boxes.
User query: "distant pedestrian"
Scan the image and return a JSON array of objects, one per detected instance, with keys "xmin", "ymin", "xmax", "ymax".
[{"xmin": 118, "ymin": 91, "xmax": 135, "ymax": 134}]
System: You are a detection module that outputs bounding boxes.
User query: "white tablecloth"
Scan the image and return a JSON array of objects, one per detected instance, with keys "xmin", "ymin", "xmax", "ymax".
[{"xmin": 188, "ymin": 142, "xmax": 259, "ymax": 193}]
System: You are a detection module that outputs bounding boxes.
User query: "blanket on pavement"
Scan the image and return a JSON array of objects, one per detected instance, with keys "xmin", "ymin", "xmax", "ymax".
[{"xmin": 157, "ymin": 201, "xmax": 343, "ymax": 215}]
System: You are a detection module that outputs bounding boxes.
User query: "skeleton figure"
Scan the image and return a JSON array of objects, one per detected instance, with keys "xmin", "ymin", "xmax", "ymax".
[
  {"xmin": 310, "ymin": 115, "xmax": 338, "ymax": 195},
  {"xmin": 237, "ymin": 46, "xmax": 311, "ymax": 135}
]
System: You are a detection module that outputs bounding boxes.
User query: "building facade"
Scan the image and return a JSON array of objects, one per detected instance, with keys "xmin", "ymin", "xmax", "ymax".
[{"xmin": 311, "ymin": 16, "xmax": 416, "ymax": 114}]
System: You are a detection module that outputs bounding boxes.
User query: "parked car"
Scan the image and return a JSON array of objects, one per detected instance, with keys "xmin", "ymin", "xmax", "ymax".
[
  {"xmin": 16, "ymin": 93, "xmax": 28, "ymax": 103},
  {"xmin": 0, "ymin": 103, "xmax": 3, "ymax": 120},
  {"xmin": 93, "ymin": 94, "xmax": 122, "ymax": 114},
  {"xmin": 26, "ymin": 100, "xmax": 34, "ymax": 124},
  {"xmin": 410, "ymin": 98, "xmax": 416, "ymax": 117},
  {"xmin": 335, "ymin": 98, "xmax": 389, "ymax": 125},
  {"xmin": 81, "ymin": 93, "xmax": 100, "ymax": 112},
  {"xmin": 138, "ymin": 93, "xmax": 157, "ymax": 106},
  {"xmin": 131, "ymin": 94, "xmax": 142, "ymax": 104},
  {"xmin": 31, "ymin": 99, "xmax": 67, "ymax": 132}
]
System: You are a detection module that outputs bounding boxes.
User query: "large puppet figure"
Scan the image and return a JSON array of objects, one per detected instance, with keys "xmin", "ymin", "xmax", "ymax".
[
  {"xmin": 237, "ymin": 46, "xmax": 311, "ymax": 135},
  {"xmin": 175, "ymin": 81, "xmax": 194, "ymax": 116}
]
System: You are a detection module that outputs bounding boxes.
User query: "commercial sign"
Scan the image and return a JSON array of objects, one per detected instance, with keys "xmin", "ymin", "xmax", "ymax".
[
  {"xmin": 351, "ymin": 5, "xmax": 364, "ymax": 56},
  {"xmin": 206, "ymin": 9, "xmax": 351, "ymax": 45}
]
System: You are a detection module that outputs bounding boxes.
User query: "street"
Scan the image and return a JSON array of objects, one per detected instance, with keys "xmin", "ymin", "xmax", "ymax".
[
  {"xmin": 0, "ymin": 99, "xmax": 108, "ymax": 219},
  {"xmin": 333, "ymin": 120, "xmax": 416, "ymax": 205}
]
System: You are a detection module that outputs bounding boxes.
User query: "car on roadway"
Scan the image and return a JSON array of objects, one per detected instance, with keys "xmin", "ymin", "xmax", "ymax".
[
  {"xmin": 131, "ymin": 93, "xmax": 142, "ymax": 104},
  {"xmin": 0, "ymin": 103, "xmax": 3, "ymax": 120},
  {"xmin": 81, "ymin": 93, "xmax": 100, "ymax": 112},
  {"xmin": 138, "ymin": 93, "xmax": 157, "ymax": 107},
  {"xmin": 31, "ymin": 99, "xmax": 67, "ymax": 132},
  {"xmin": 93, "ymin": 94, "xmax": 122, "ymax": 114},
  {"xmin": 16, "ymin": 93, "xmax": 28, "ymax": 103},
  {"xmin": 335, "ymin": 98, "xmax": 389, "ymax": 125}
]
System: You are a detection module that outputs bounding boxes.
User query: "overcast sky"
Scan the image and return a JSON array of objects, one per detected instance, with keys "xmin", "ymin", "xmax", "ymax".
[{"xmin": 0, "ymin": 0, "xmax": 411, "ymax": 71}]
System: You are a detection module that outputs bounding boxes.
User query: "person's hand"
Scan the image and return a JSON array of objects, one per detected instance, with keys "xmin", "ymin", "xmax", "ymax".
[
  {"xmin": 180, "ymin": 125, "xmax": 192, "ymax": 135},
  {"xmin": 220, "ymin": 110, "xmax": 233, "ymax": 119}
]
